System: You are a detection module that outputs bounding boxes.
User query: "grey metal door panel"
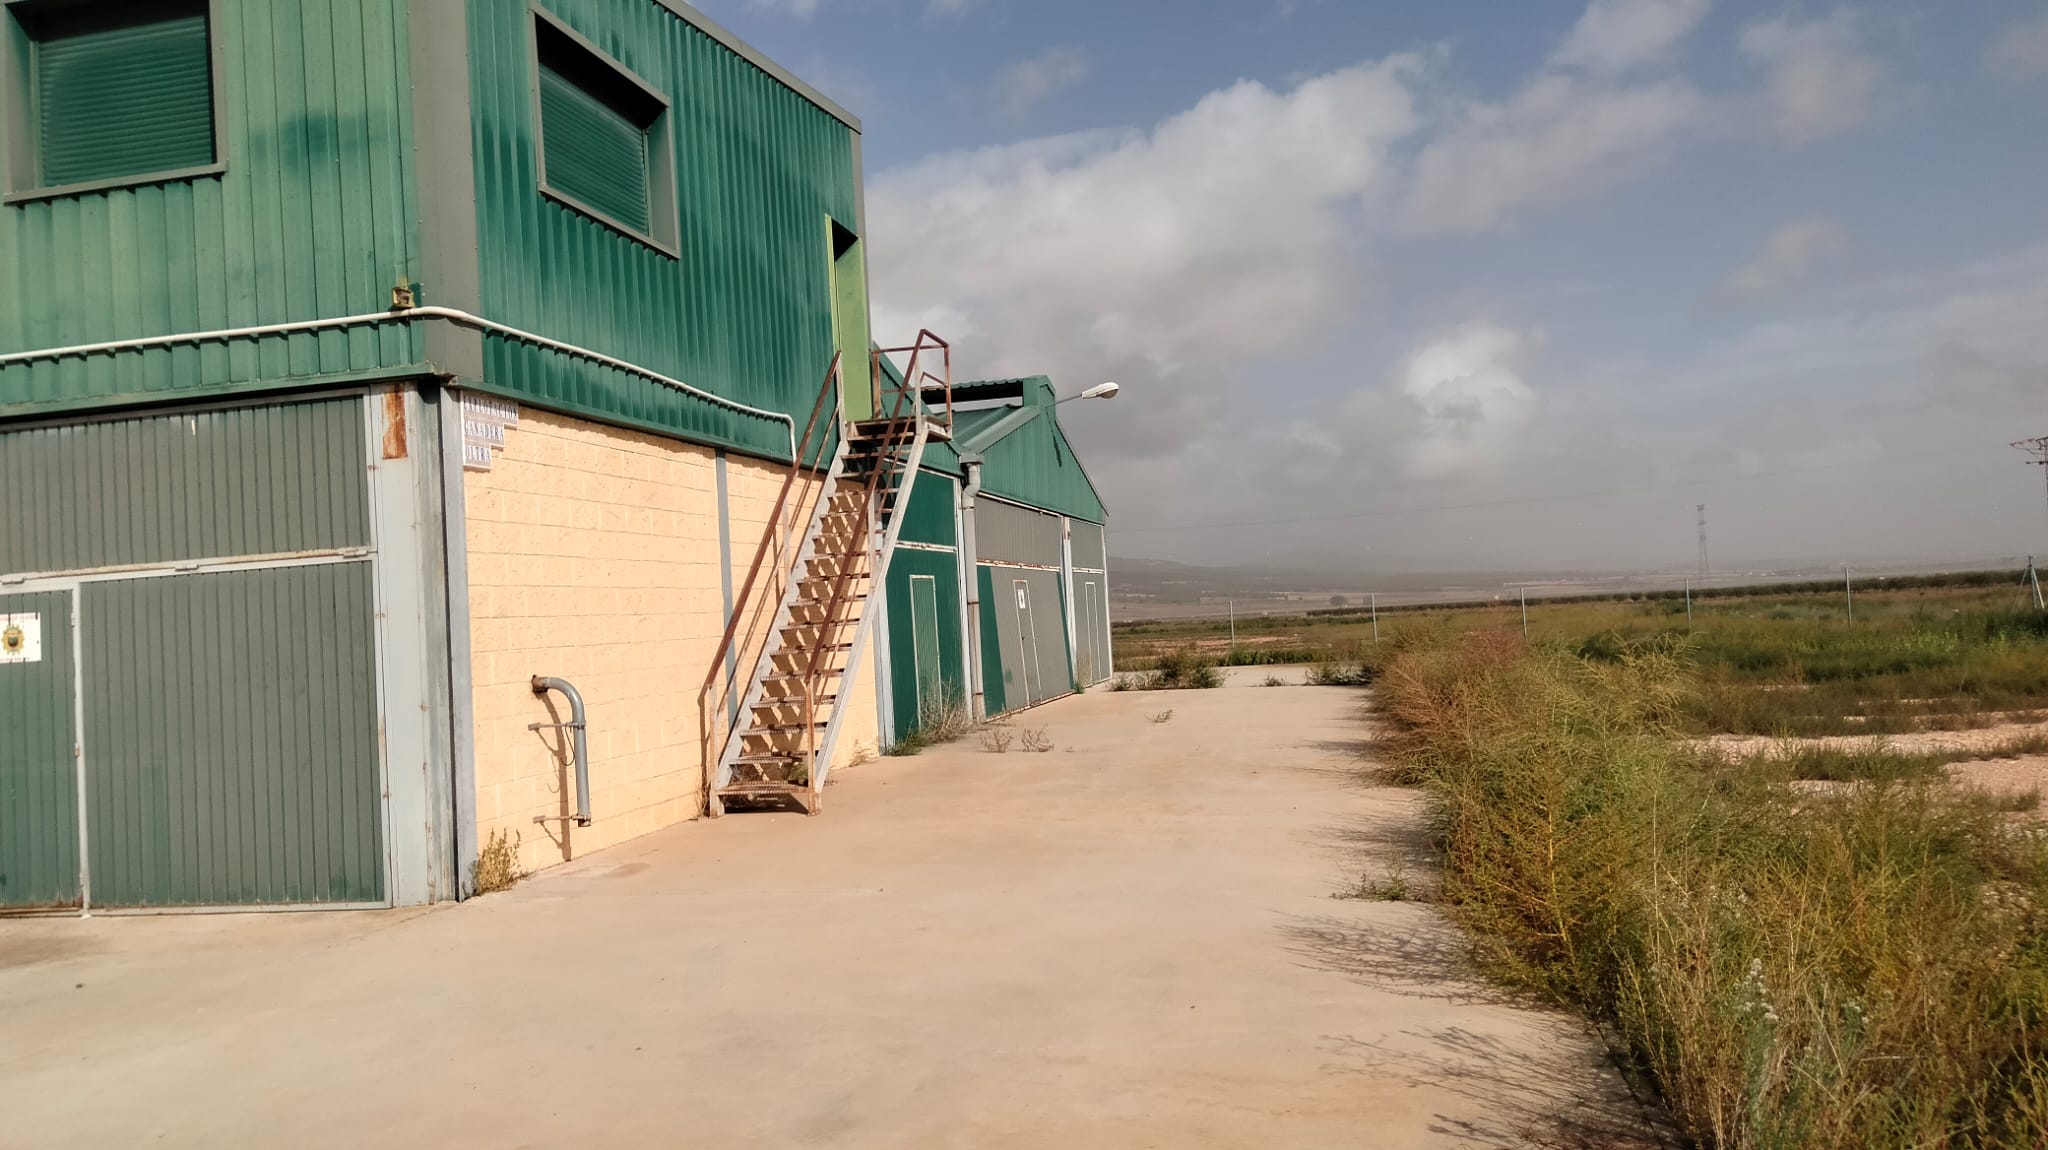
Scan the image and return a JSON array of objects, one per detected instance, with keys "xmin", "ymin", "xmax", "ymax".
[
  {"xmin": 975, "ymin": 501, "xmax": 1064, "ymax": 567},
  {"xmin": 0, "ymin": 591, "xmax": 80, "ymax": 909},
  {"xmin": 82, "ymin": 563, "xmax": 384, "ymax": 907},
  {"xmin": 0, "ymin": 398, "xmax": 370, "ymax": 576},
  {"xmin": 983, "ymin": 567, "xmax": 1075, "ymax": 710},
  {"xmin": 1012, "ymin": 579, "xmax": 1043, "ymax": 704},
  {"xmin": 1069, "ymin": 521, "xmax": 1106, "ymax": 571}
]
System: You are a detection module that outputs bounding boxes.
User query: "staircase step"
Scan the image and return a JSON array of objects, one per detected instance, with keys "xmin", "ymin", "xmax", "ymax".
[
  {"xmin": 750, "ymin": 718, "xmax": 831, "ymax": 732},
  {"xmin": 762, "ymin": 670, "xmax": 844, "ymax": 685},
  {"xmin": 754, "ymin": 694, "xmax": 837, "ymax": 710},
  {"xmin": 717, "ymin": 781, "xmax": 818, "ymax": 814},
  {"xmin": 794, "ymin": 592, "xmax": 868, "ymax": 608}
]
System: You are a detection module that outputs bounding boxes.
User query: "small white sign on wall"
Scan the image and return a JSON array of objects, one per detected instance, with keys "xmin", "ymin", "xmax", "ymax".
[
  {"xmin": 1016, "ymin": 586, "xmax": 1029, "ymax": 610},
  {"xmin": 461, "ymin": 392, "xmax": 520, "ymax": 471},
  {"xmin": 0, "ymin": 614, "xmax": 42, "ymax": 665}
]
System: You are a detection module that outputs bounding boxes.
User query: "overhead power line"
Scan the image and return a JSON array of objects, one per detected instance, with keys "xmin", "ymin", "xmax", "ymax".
[{"xmin": 1118, "ymin": 443, "xmax": 1990, "ymax": 536}]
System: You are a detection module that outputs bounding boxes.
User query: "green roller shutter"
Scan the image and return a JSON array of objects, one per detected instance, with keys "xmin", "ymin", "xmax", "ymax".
[
  {"xmin": 35, "ymin": 9, "xmax": 215, "ymax": 187},
  {"xmin": 540, "ymin": 64, "xmax": 652, "ymax": 234}
]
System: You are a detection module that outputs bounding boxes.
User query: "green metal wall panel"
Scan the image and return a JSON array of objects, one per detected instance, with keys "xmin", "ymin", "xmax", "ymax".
[
  {"xmin": 919, "ymin": 381, "xmax": 1108, "ymax": 525},
  {"xmin": 33, "ymin": 7, "xmax": 216, "ymax": 187},
  {"xmin": 0, "ymin": 396, "xmax": 368, "ymax": 576},
  {"xmin": 0, "ymin": 0, "xmax": 424, "ymax": 420},
  {"xmin": 976, "ymin": 563, "xmax": 1004, "ymax": 717},
  {"xmin": 470, "ymin": 0, "xmax": 861, "ymax": 461},
  {"xmin": 898, "ymin": 467, "xmax": 956, "ymax": 548},
  {"xmin": 82, "ymin": 563, "xmax": 383, "ymax": 906},
  {"xmin": 979, "ymin": 410, "xmax": 1106, "ymax": 524},
  {"xmin": 885, "ymin": 549, "xmax": 963, "ymax": 737},
  {"xmin": 0, "ymin": 590, "xmax": 81, "ymax": 909}
]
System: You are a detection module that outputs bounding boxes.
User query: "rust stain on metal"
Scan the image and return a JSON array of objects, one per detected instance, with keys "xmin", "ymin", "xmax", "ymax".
[{"xmin": 382, "ymin": 392, "xmax": 408, "ymax": 459}]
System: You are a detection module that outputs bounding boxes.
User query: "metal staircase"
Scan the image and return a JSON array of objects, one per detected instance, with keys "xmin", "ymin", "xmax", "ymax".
[{"xmin": 700, "ymin": 334, "xmax": 954, "ymax": 815}]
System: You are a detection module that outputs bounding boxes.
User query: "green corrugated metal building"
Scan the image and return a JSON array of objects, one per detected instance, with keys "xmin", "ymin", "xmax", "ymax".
[
  {"xmin": 0, "ymin": 0, "xmax": 893, "ymax": 910},
  {"xmin": 879, "ymin": 376, "xmax": 1113, "ymax": 740}
]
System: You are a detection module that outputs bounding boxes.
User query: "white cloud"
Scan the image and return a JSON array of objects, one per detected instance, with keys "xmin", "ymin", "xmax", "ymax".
[
  {"xmin": 870, "ymin": 56, "xmax": 1420, "ymax": 461},
  {"xmin": 1986, "ymin": 11, "xmax": 2048, "ymax": 84},
  {"xmin": 1552, "ymin": 0, "xmax": 1713, "ymax": 74},
  {"xmin": 1405, "ymin": 0, "xmax": 1711, "ymax": 235},
  {"xmin": 744, "ymin": 0, "xmax": 821, "ymax": 17},
  {"xmin": 1739, "ymin": 10, "xmax": 1886, "ymax": 145},
  {"xmin": 1378, "ymin": 324, "xmax": 1544, "ymax": 482},
  {"xmin": 994, "ymin": 47, "xmax": 1088, "ymax": 120},
  {"xmin": 1405, "ymin": 74, "xmax": 1701, "ymax": 234},
  {"xmin": 1715, "ymin": 216, "xmax": 1849, "ymax": 304}
]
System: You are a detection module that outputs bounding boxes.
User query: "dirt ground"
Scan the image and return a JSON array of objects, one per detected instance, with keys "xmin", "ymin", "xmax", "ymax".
[
  {"xmin": 1699, "ymin": 719, "xmax": 2048, "ymax": 805},
  {"xmin": 0, "ymin": 678, "xmax": 1654, "ymax": 1149}
]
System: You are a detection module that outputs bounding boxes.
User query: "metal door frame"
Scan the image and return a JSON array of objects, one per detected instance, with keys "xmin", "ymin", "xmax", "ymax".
[
  {"xmin": 1079, "ymin": 578, "xmax": 1099, "ymax": 685},
  {"xmin": 1012, "ymin": 578, "xmax": 1043, "ymax": 706},
  {"xmin": 908, "ymin": 573, "xmax": 941, "ymax": 722}
]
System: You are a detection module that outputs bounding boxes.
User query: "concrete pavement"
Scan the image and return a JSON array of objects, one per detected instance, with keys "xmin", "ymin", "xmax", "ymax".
[{"xmin": 0, "ymin": 679, "xmax": 1652, "ymax": 1148}]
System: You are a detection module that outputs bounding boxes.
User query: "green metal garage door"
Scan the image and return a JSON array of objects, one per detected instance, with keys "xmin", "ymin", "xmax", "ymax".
[
  {"xmin": 0, "ymin": 591, "xmax": 80, "ymax": 910},
  {"xmin": 82, "ymin": 564, "xmax": 384, "ymax": 907}
]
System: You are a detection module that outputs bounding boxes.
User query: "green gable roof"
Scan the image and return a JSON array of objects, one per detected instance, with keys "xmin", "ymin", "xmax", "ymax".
[{"xmin": 887, "ymin": 367, "xmax": 1107, "ymax": 524}]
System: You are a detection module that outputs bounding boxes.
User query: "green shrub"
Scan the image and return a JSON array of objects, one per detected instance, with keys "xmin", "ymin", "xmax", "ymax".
[
  {"xmin": 1119, "ymin": 647, "xmax": 1222, "ymax": 690},
  {"xmin": 1379, "ymin": 631, "xmax": 2048, "ymax": 1149}
]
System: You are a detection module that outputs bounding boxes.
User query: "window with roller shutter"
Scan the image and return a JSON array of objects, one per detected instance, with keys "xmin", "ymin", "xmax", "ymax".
[
  {"xmin": 3, "ymin": 0, "xmax": 221, "ymax": 198},
  {"xmin": 532, "ymin": 7, "xmax": 677, "ymax": 255}
]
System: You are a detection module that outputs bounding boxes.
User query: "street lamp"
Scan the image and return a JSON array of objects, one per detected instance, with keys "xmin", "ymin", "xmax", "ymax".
[{"xmin": 1056, "ymin": 381, "xmax": 1120, "ymax": 404}]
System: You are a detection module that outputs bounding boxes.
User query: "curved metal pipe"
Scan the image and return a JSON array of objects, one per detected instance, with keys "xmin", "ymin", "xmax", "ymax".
[{"xmin": 530, "ymin": 676, "xmax": 591, "ymax": 827}]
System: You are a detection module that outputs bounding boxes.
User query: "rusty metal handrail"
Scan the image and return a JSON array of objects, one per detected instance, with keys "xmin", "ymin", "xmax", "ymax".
[
  {"xmin": 872, "ymin": 331, "xmax": 952, "ymax": 437},
  {"xmin": 699, "ymin": 354, "xmax": 844, "ymax": 803}
]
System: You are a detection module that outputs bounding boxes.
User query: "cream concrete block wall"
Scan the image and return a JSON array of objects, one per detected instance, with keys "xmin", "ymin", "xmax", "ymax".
[{"xmin": 466, "ymin": 407, "xmax": 881, "ymax": 876}]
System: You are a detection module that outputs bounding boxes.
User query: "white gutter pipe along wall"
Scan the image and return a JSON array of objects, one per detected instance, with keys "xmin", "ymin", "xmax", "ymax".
[{"xmin": 0, "ymin": 307, "xmax": 800, "ymax": 460}]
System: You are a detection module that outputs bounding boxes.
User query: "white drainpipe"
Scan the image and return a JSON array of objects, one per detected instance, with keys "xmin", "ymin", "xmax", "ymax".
[
  {"xmin": 959, "ymin": 457, "xmax": 986, "ymax": 721},
  {"xmin": 0, "ymin": 306, "xmax": 799, "ymax": 459}
]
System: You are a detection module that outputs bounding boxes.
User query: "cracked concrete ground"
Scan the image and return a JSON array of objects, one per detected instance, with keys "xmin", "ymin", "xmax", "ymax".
[{"xmin": 0, "ymin": 678, "xmax": 1654, "ymax": 1148}]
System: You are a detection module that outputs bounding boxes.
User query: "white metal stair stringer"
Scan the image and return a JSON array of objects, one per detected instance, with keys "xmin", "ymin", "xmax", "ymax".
[
  {"xmin": 710, "ymin": 433, "xmax": 853, "ymax": 805},
  {"xmin": 811, "ymin": 416, "xmax": 933, "ymax": 798}
]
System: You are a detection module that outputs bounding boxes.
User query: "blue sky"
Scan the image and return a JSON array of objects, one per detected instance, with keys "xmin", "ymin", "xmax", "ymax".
[{"xmin": 699, "ymin": 0, "xmax": 2048, "ymax": 572}]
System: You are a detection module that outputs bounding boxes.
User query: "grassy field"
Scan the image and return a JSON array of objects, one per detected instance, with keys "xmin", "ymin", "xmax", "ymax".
[
  {"xmin": 1115, "ymin": 575, "xmax": 2048, "ymax": 735},
  {"xmin": 1374, "ymin": 627, "xmax": 2048, "ymax": 1149}
]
